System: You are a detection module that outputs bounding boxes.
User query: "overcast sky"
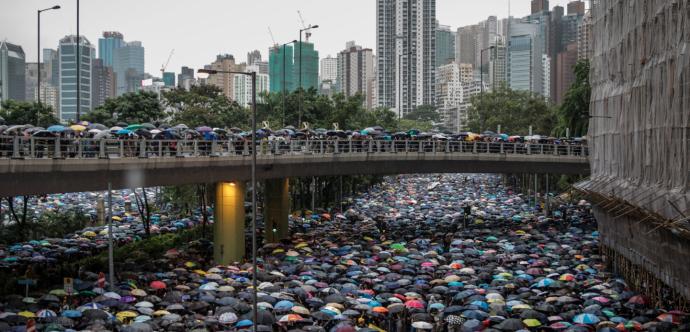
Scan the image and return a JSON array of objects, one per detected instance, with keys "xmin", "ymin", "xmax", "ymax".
[{"xmin": 1, "ymin": 0, "xmax": 575, "ymax": 76}]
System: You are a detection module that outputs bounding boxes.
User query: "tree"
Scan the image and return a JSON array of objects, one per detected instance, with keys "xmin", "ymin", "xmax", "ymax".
[
  {"xmin": 466, "ymin": 83, "xmax": 557, "ymax": 135},
  {"xmin": 556, "ymin": 59, "xmax": 591, "ymax": 137},
  {"xmin": 404, "ymin": 104, "xmax": 440, "ymax": 122},
  {"xmin": 81, "ymin": 91, "xmax": 164, "ymax": 126},
  {"xmin": 0, "ymin": 100, "xmax": 58, "ymax": 127},
  {"xmin": 163, "ymin": 85, "xmax": 248, "ymax": 128}
]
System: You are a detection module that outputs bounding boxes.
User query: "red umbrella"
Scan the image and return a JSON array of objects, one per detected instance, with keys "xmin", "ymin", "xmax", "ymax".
[
  {"xmin": 404, "ymin": 300, "xmax": 425, "ymax": 309},
  {"xmin": 657, "ymin": 313, "xmax": 682, "ymax": 324},
  {"xmin": 150, "ymin": 281, "xmax": 167, "ymax": 290}
]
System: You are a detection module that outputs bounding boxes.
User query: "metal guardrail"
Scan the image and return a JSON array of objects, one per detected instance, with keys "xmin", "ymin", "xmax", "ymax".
[{"xmin": 0, "ymin": 136, "xmax": 589, "ymax": 160}]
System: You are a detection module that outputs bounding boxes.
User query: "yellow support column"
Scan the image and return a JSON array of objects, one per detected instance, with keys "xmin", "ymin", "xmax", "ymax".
[
  {"xmin": 264, "ymin": 178, "xmax": 289, "ymax": 243},
  {"xmin": 214, "ymin": 181, "xmax": 246, "ymax": 265}
]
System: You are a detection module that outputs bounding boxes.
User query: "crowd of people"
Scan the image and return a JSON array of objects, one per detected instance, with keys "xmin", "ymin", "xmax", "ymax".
[{"xmin": 0, "ymin": 174, "xmax": 686, "ymax": 331}]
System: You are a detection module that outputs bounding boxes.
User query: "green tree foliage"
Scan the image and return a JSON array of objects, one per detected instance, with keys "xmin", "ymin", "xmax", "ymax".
[
  {"xmin": 466, "ymin": 83, "xmax": 557, "ymax": 135},
  {"xmin": 0, "ymin": 100, "xmax": 58, "ymax": 127},
  {"xmin": 163, "ymin": 85, "xmax": 249, "ymax": 128},
  {"xmin": 82, "ymin": 91, "xmax": 164, "ymax": 126},
  {"xmin": 404, "ymin": 104, "xmax": 440, "ymax": 122},
  {"xmin": 556, "ymin": 59, "xmax": 591, "ymax": 137}
]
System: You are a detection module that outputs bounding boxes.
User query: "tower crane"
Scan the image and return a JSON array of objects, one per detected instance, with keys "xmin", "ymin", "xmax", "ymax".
[
  {"xmin": 160, "ymin": 49, "xmax": 174, "ymax": 75},
  {"xmin": 297, "ymin": 10, "xmax": 313, "ymax": 41},
  {"xmin": 268, "ymin": 27, "xmax": 277, "ymax": 46}
]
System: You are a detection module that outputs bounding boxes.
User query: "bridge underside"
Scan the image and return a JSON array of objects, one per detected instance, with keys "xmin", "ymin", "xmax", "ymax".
[{"xmin": 0, "ymin": 153, "xmax": 588, "ymax": 196}]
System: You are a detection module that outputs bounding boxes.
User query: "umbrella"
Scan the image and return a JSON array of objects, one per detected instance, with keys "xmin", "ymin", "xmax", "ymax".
[
  {"xmin": 572, "ymin": 313, "xmax": 600, "ymax": 325},
  {"xmin": 47, "ymin": 125, "xmax": 66, "ymax": 133}
]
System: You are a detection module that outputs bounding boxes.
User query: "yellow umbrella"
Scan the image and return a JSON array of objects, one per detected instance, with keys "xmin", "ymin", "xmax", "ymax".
[
  {"xmin": 18, "ymin": 311, "xmax": 35, "ymax": 318},
  {"xmin": 184, "ymin": 261, "xmax": 196, "ymax": 268},
  {"xmin": 153, "ymin": 310, "xmax": 170, "ymax": 316},
  {"xmin": 82, "ymin": 231, "xmax": 97, "ymax": 237},
  {"xmin": 111, "ymin": 216, "xmax": 122, "ymax": 221},
  {"xmin": 131, "ymin": 289, "xmax": 147, "ymax": 297},
  {"xmin": 70, "ymin": 124, "xmax": 86, "ymax": 132},
  {"xmin": 116, "ymin": 311, "xmax": 138, "ymax": 321},
  {"xmin": 523, "ymin": 319, "xmax": 542, "ymax": 327}
]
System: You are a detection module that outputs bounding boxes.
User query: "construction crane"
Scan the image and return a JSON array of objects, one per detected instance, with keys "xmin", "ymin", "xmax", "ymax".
[
  {"xmin": 268, "ymin": 26, "xmax": 277, "ymax": 46},
  {"xmin": 297, "ymin": 10, "xmax": 313, "ymax": 41},
  {"xmin": 160, "ymin": 49, "xmax": 174, "ymax": 75}
]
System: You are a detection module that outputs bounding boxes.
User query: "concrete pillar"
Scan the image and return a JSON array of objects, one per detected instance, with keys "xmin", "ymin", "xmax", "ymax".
[
  {"xmin": 96, "ymin": 195, "xmax": 105, "ymax": 226},
  {"xmin": 264, "ymin": 178, "xmax": 289, "ymax": 243},
  {"xmin": 214, "ymin": 181, "xmax": 246, "ymax": 265}
]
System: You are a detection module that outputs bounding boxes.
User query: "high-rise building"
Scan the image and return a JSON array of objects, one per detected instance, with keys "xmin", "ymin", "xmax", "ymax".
[
  {"xmin": 436, "ymin": 22, "xmax": 455, "ymax": 68},
  {"xmin": 255, "ymin": 61, "xmax": 269, "ymax": 75},
  {"xmin": 436, "ymin": 63, "xmax": 464, "ymax": 131},
  {"xmin": 0, "ymin": 41, "xmax": 26, "ymax": 106},
  {"xmin": 91, "ymin": 58, "xmax": 115, "ymax": 108},
  {"xmin": 376, "ymin": 0, "xmax": 436, "ymax": 117},
  {"xmin": 268, "ymin": 44, "xmax": 294, "ymax": 93},
  {"xmin": 531, "ymin": 0, "xmax": 549, "ymax": 14},
  {"xmin": 567, "ymin": 1, "xmax": 585, "ymax": 15},
  {"xmin": 98, "ymin": 31, "xmax": 124, "ymax": 67},
  {"xmin": 456, "ymin": 25, "xmax": 479, "ymax": 68},
  {"xmin": 336, "ymin": 41, "xmax": 375, "ymax": 108},
  {"xmin": 178, "ymin": 66, "xmax": 195, "ymax": 89},
  {"xmin": 577, "ymin": 11, "xmax": 592, "ymax": 60},
  {"xmin": 25, "ymin": 63, "xmax": 46, "ymax": 103},
  {"xmin": 542, "ymin": 54, "xmax": 551, "ymax": 100},
  {"xmin": 58, "ymin": 35, "xmax": 94, "ymax": 121},
  {"xmin": 320, "ymin": 55, "xmax": 338, "ymax": 84},
  {"xmin": 113, "ymin": 41, "xmax": 144, "ymax": 95},
  {"xmin": 488, "ymin": 38, "xmax": 507, "ymax": 89},
  {"xmin": 508, "ymin": 20, "xmax": 548, "ymax": 96},
  {"xmin": 293, "ymin": 41, "xmax": 319, "ymax": 91},
  {"xmin": 233, "ymin": 65, "xmax": 269, "ymax": 108},
  {"xmin": 162, "ymin": 72, "xmax": 175, "ymax": 87},
  {"xmin": 207, "ymin": 54, "xmax": 244, "ymax": 99},
  {"xmin": 554, "ymin": 43, "xmax": 578, "ymax": 104},
  {"xmin": 247, "ymin": 50, "xmax": 261, "ymax": 66}
]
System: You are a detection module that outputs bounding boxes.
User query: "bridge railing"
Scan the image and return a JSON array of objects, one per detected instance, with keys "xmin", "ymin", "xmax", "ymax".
[{"xmin": 0, "ymin": 136, "xmax": 589, "ymax": 159}]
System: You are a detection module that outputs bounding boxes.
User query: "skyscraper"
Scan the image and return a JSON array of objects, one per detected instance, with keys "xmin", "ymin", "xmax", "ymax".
[
  {"xmin": 567, "ymin": 1, "xmax": 585, "ymax": 15},
  {"xmin": 554, "ymin": 43, "xmax": 577, "ymax": 104},
  {"xmin": 207, "ymin": 54, "xmax": 244, "ymax": 99},
  {"xmin": 436, "ymin": 63, "xmax": 464, "ymax": 131},
  {"xmin": 91, "ymin": 58, "xmax": 115, "ymax": 108},
  {"xmin": 456, "ymin": 25, "xmax": 479, "ymax": 66},
  {"xmin": 508, "ymin": 23, "xmax": 539, "ymax": 93},
  {"xmin": 0, "ymin": 41, "xmax": 26, "ymax": 106},
  {"xmin": 268, "ymin": 44, "xmax": 294, "ymax": 93},
  {"xmin": 58, "ymin": 35, "xmax": 94, "ymax": 121},
  {"xmin": 436, "ymin": 22, "xmax": 455, "ymax": 68},
  {"xmin": 336, "ymin": 41, "xmax": 375, "ymax": 108},
  {"xmin": 113, "ymin": 41, "xmax": 144, "ymax": 95},
  {"xmin": 293, "ymin": 41, "xmax": 319, "ymax": 91},
  {"xmin": 320, "ymin": 55, "xmax": 337, "ymax": 83},
  {"xmin": 247, "ymin": 50, "xmax": 261, "ymax": 66},
  {"xmin": 376, "ymin": 0, "xmax": 436, "ymax": 117},
  {"xmin": 178, "ymin": 66, "xmax": 195, "ymax": 89},
  {"xmin": 98, "ymin": 31, "xmax": 124, "ymax": 67},
  {"xmin": 531, "ymin": 0, "xmax": 549, "ymax": 14}
]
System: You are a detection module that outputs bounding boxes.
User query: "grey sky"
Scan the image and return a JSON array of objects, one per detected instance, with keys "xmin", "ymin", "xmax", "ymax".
[{"xmin": 1, "ymin": 0, "xmax": 576, "ymax": 76}]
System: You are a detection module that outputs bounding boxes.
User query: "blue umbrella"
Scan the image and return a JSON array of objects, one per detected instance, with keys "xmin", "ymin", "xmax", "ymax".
[
  {"xmin": 235, "ymin": 319, "xmax": 253, "ymax": 328},
  {"xmin": 116, "ymin": 129, "xmax": 132, "ymax": 135},
  {"xmin": 274, "ymin": 300, "xmax": 294, "ymax": 311},
  {"xmin": 572, "ymin": 313, "xmax": 600, "ymax": 325},
  {"xmin": 47, "ymin": 125, "xmax": 66, "ymax": 133},
  {"xmin": 533, "ymin": 278, "xmax": 555, "ymax": 288},
  {"xmin": 62, "ymin": 310, "xmax": 82, "ymax": 318}
]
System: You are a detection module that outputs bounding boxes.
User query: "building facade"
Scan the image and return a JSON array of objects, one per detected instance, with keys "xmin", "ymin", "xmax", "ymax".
[
  {"xmin": 435, "ymin": 63, "xmax": 464, "ymax": 131},
  {"xmin": 247, "ymin": 50, "xmax": 261, "ymax": 66},
  {"xmin": 336, "ymin": 41, "xmax": 375, "ymax": 108},
  {"xmin": 268, "ymin": 44, "xmax": 294, "ymax": 93},
  {"xmin": 98, "ymin": 31, "xmax": 124, "ymax": 67},
  {"xmin": 293, "ymin": 41, "xmax": 319, "ymax": 91},
  {"xmin": 0, "ymin": 41, "xmax": 26, "ymax": 106},
  {"xmin": 233, "ymin": 65, "xmax": 269, "ymax": 108},
  {"xmin": 91, "ymin": 58, "xmax": 116, "ymax": 108},
  {"xmin": 207, "ymin": 54, "xmax": 244, "ymax": 99},
  {"xmin": 436, "ymin": 23, "xmax": 455, "ymax": 68},
  {"xmin": 455, "ymin": 25, "xmax": 479, "ymax": 68},
  {"xmin": 178, "ymin": 66, "xmax": 195, "ymax": 89},
  {"xmin": 113, "ymin": 41, "xmax": 144, "ymax": 96},
  {"xmin": 58, "ymin": 35, "xmax": 94, "ymax": 121},
  {"xmin": 320, "ymin": 55, "xmax": 337, "ymax": 84},
  {"xmin": 554, "ymin": 43, "xmax": 578, "ymax": 104},
  {"xmin": 376, "ymin": 0, "xmax": 436, "ymax": 117},
  {"xmin": 162, "ymin": 72, "xmax": 176, "ymax": 87}
]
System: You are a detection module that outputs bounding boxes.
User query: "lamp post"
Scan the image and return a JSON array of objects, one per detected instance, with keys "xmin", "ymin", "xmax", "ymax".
[
  {"xmin": 479, "ymin": 46, "xmax": 495, "ymax": 132},
  {"xmin": 281, "ymin": 40, "xmax": 297, "ymax": 128},
  {"xmin": 297, "ymin": 24, "xmax": 319, "ymax": 128},
  {"xmin": 199, "ymin": 68, "xmax": 258, "ymax": 331},
  {"xmin": 37, "ymin": 5, "xmax": 61, "ymax": 108}
]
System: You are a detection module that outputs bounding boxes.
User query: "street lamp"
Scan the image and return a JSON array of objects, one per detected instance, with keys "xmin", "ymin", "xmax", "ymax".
[
  {"xmin": 479, "ymin": 46, "xmax": 495, "ymax": 132},
  {"xmin": 297, "ymin": 24, "xmax": 319, "ymax": 128},
  {"xmin": 281, "ymin": 40, "xmax": 297, "ymax": 128},
  {"xmin": 37, "ymin": 5, "xmax": 61, "ymax": 109},
  {"xmin": 198, "ymin": 68, "xmax": 259, "ymax": 332}
]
